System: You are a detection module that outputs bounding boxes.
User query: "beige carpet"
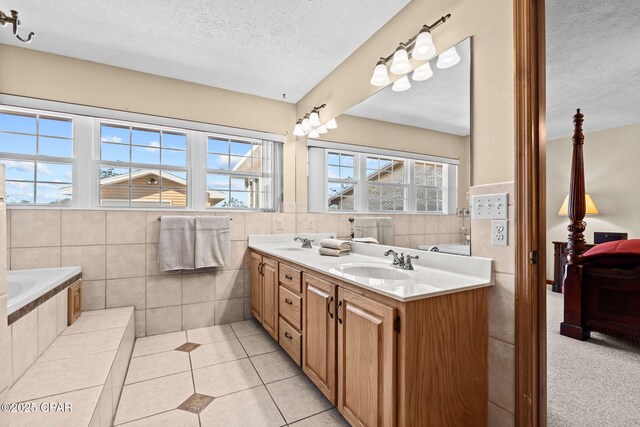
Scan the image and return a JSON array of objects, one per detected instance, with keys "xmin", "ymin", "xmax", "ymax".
[{"xmin": 547, "ymin": 287, "xmax": 640, "ymax": 426}]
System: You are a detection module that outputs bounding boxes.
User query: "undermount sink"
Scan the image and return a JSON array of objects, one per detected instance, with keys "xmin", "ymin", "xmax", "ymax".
[
  {"xmin": 275, "ymin": 245, "xmax": 306, "ymax": 251},
  {"xmin": 336, "ymin": 262, "xmax": 410, "ymax": 281}
]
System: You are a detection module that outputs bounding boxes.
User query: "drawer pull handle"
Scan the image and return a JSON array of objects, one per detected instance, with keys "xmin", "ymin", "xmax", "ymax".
[
  {"xmin": 337, "ymin": 300, "xmax": 343, "ymax": 324},
  {"xmin": 284, "ymin": 332, "xmax": 293, "ymax": 340},
  {"xmin": 327, "ymin": 296, "xmax": 334, "ymax": 319},
  {"xmin": 285, "ymin": 298, "xmax": 293, "ymax": 305},
  {"xmin": 284, "ymin": 274, "xmax": 293, "ymax": 280}
]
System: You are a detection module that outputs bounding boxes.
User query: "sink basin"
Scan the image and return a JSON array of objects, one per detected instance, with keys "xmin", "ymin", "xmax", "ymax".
[
  {"xmin": 275, "ymin": 245, "xmax": 306, "ymax": 252},
  {"xmin": 336, "ymin": 263, "xmax": 410, "ymax": 281}
]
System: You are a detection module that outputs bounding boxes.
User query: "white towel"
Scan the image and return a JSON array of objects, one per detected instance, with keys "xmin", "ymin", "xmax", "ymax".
[
  {"xmin": 318, "ymin": 247, "xmax": 350, "ymax": 257},
  {"xmin": 353, "ymin": 217, "xmax": 394, "ymax": 245},
  {"xmin": 376, "ymin": 217, "xmax": 394, "ymax": 246},
  {"xmin": 195, "ymin": 216, "xmax": 230, "ymax": 268},
  {"xmin": 159, "ymin": 216, "xmax": 196, "ymax": 271},
  {"xmin": 319, "ymin": 238, "xmax": 351, "ymax": 250},
  {"xmin": 352, "ymin": 237, "xmax": 379, "ymax": 244}
]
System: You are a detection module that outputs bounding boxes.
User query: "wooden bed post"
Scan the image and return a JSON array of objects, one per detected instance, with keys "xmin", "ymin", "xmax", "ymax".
[{"xmin": 560, "ymin": 109, "xmax": 591, "ymax": 340}]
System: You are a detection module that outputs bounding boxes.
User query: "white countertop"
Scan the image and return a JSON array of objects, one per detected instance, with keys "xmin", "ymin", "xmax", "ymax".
[{"xmin": 248, "ymin": 234, "xmax": 493, "ymax": 302}]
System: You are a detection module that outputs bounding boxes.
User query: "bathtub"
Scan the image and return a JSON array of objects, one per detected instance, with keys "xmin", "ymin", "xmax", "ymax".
[
  {"xmin": 8, "ymin": 266, "xmax": 82, "ymax": 317},
  {"xmin": 418, "ymin": 243, "xmax": 471, "ymax": 256}
]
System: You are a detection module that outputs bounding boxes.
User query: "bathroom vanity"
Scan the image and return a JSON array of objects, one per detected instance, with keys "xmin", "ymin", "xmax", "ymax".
[{"xmin": 249, "ymin": 235, "xmax": 492, "ymax": 427}]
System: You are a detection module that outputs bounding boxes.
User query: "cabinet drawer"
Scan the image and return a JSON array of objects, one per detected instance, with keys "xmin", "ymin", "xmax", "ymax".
[
  {"xmin": 279, "ymin": 264, "xmax": 302, "ymax": 293},
  {"xmin": 279, "ymin": 286, "xmax": 302, "ymax": 330},
  {"xmin": 279, "ymin": 317, "xmax": 302, "ymax": 366}
]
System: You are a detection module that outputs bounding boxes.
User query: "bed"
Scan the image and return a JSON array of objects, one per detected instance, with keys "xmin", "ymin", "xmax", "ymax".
[{"xmin": 560, "ymin": 109, "xmax": 640, "ymax": 342}]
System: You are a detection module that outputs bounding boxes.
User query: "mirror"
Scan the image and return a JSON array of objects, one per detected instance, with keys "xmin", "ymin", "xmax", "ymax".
[{"xmin": 330, "ymin": 37, "xmax": 471, "ymax": 254}]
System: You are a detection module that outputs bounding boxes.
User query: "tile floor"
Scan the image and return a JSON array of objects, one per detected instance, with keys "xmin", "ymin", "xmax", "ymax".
[{"xmin": 114, "ymin": 319, "xmax": 349, "ymax": 426}]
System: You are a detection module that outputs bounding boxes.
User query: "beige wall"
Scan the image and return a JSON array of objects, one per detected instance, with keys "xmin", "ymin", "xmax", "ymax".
[
  {"xmin": 0, "ymin": 166, "xmax": 10, "ymax": 426},
  {"xmin": 546, "ymin": 123, "xmax": 640, "ymax": 279}
]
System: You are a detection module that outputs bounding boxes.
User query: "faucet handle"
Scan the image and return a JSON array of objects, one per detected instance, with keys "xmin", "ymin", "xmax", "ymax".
[{"xmin": 406, "ymin": 254, "xmax": 419, "ymax": 260}]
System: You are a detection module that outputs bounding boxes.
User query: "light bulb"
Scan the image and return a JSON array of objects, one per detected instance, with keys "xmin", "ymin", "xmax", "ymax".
[
  {"xmin": 437, "ymin": 46, "xmax": 461, "ymax": 69},
  {"xmin": 301, "ymin": 114, "xmax": 311, "ymax": 132},
  {"xmin": 293, "ymin": 120, "xmax": 305, "ymax": 136},
  {"xmin": 308, "ymin": 129, "xmax": 320, "ymax": 138},
  {"xmin": 392, "ymin": 75, "xmax": 411, "ymax": 92},
  {"xmin": 412, "ymin": 28, "xmax": 436, "ymax": 61},
  {"xmin": 370, "ymin": 59, "xmax": 390, "ymax": 87},
  {"xmin": 412, "ymin": 61, "xmax": 433, "ymax": 81},
  {"xmin": 390, "ymin": 43, "xmax": 411, "ymax": 75},
  {"xmin": 317, "ymin": 125, "xmax": 328, "ymax": 134},
  {"xmin": 325, "ymin": 118, "xmax": 337, "ymax": 129},
  {"xmin": 309, "ymin": 110, "xmax": 320, "ymax": 127}
]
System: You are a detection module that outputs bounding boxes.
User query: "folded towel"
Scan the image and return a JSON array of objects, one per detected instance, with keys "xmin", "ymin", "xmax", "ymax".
[
  {"xmin": 352, "ymin": 237, "xmax": 379, "ymax": 244},
  {"xmin": 159, "ymin": 216, "xmax": 196, "ymax": 271},
  {"xmin": 319, "ymin": 247, "xmax": 350, "ymax": 257},
  {"xmin": 319, "ymin": 238, "xmax": 351, "ymax": 250},
  {"xmin": 352, "ymin": 217, "xmax": 394, "ymax": 245},
  {"xmin": 376, "ymin": 217, "xmax": 394, "ymax": 245},
  {"xmin": 195, "ymin": 216, "xmax": 230, "ymax": 268}
]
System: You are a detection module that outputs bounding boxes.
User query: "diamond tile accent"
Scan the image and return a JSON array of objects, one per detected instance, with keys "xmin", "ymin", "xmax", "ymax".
[
  {"xmin": 178, "ymin": 393, "xmax": 215, "ymax": 414},
  {"xmin": 175, "ymin": 342, "xmax": 201, "ymax": 352}
]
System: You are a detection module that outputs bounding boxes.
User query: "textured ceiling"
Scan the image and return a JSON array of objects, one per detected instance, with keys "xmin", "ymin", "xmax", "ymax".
[
  {"xmin": 0, "ymin": 0, "xmax": 410, "ymax": 102},
  {"xmin": 546, "ymin": 0, "xmax": 640, "ymax": 139},
  {"xmin": 344, "ymin": 38, "xmax": 471, "ymax": 136}
]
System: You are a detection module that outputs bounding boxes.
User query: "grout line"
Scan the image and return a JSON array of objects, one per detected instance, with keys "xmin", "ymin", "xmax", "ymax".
[{"xmin": 114, "ymin": 407, "xmax": 177, "ymax": 426}]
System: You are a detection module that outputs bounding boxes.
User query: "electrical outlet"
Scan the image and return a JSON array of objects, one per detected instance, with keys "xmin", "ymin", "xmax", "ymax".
[
  {"xmin": 308, "ymin": 219, "xmax": 314, "ymax": 230},
  {"xmin": 276, "ymin": 217, "xmax": 284, "ymax": 230},
  {"xmin": 491, "ymin": 220, "xmax": 508, "ymax": 246}
]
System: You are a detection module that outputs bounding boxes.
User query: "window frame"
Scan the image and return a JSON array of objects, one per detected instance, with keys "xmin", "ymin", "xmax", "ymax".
[
  {"xmin": 0, "ymin": 107, "xmax": 74, "ymax": 206},
  {"xmin": 327, "ymin": 150, "xmax": 358, "ymax": 212},
  {"xmin": 309, "ymin": 142, "xmax": 457, "ymax": 214},
  {"xmin": 0, "ymin": 98, "xmax": 284, "ymax": 211}
]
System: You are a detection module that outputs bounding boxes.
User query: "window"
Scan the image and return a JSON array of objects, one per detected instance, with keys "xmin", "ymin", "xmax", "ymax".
[
  {"xmin": 0, "ymin": 102, "xmax": 283, "ymax": 210},
  {"xmin": 308, "ymin": 142, "xmax": 457, "ymax": 214},
  {"xmin": 99, "ymin": 123, "xmax": 189, "ymax": 207},
  {"xmin": 0, "ymin": 110, "xmax": 73, "ymax": 205}
]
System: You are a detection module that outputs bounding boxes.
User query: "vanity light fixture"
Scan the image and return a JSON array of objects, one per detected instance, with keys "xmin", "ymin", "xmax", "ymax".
[
  {"xmin": 370, "ymin": 58, "xmax": 390, "ymax": 87},
  {"xmin": 412, "ymin": 61, "xmax": 433, "ymax": 81},
  {"xmin": 392, "ymin": 75, "xmax": 411, "ymax": 92},
  {"xmin": 390, "ymin": 43, "xmax": 411, "ymax": 75},
  {"xmin": 437, "ymin": 46, "xmax": 461, "ymax": 69},
  {"xmin": 292, "ymin": 104, "xmax": 337, "ymax": 138},
  {"xmin": 369, "ymin": 14, "xmax": 450, "ymax": 87}
]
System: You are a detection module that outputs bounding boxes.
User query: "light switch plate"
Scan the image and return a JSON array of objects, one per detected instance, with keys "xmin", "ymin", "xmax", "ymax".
[
  {"xmin": 471, "ymin": 193, "xmax": 508, "ymax": 219},
  {"xmin": 492, "ymin": 220, "xmax": 508, "ymax": 246}
]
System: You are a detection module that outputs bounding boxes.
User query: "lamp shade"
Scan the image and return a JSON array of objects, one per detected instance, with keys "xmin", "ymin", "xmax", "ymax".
[
  {"xmin": 437, "ymin": 46, "xmax": 461, "ymax": 69},
  {"xmin": 558, "ymin": 194, "xmax": 599, "ymax": 215},
  {"xmin": 412, "ymin": 61, "xmax": 433, "ymax": 81},
  {"xmin": 412, "ymin": 29, "xmax": 436, "ymax": 61},
  {"xmin": 309, "ymin": 110, "xmax": 320, "ymax": 127},
  {"xmin": 325, "ymin": 118, "xmax": 337, "ymax": 129},
  {"xmin": 392, "ymin": 75, "xmax": 411, "ymax": 92},
  {"xmin": 293, "ymin": 121, "xmax": 305, "ymax": 136},
  {"xmin": 390, "ymin": 44, "xmax": 411, "ymax": 75},
  {"xmin": 370, "ymin": 61, "xmax": 390, "ymax": 87}
]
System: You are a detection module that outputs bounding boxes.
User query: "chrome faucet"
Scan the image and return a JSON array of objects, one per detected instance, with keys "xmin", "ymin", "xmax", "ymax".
[
  {"xmin": 294, "ymin": 237, "xmax": 313, "ymax": 249},
  {"xmin": 384, "ymin": 249, "xmax": 419, "ymax": 270}
]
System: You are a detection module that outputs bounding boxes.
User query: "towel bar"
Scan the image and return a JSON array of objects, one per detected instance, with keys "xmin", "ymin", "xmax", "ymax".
[{"xmin": 157, "ymin": 216, "xmax": 232, "ymax": 221}]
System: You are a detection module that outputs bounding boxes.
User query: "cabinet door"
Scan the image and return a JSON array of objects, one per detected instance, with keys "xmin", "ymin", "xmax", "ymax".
[
  {"xmin": 302, "ymin": 273, "xmax": 337, "ymax": 403},
  {"xmin": 249, "ymin": 252, "xmax": 263, "ymax": 323},
  {"xmin": 261, "ymin": 257, "xmax": 279, "ymax": 339},
  {"xmin": 337, "ymin": 288, "xmax": 396, "ymax": 427}
]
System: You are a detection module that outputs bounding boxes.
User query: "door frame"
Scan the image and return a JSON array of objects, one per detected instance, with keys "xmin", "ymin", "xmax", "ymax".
[{"xmin": 514, "ymin": 0, "xmax": 547, "ymax": 426}]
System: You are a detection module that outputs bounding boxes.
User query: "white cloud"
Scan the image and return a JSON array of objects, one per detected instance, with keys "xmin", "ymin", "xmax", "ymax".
[{"xmin": 103, "ymin": 136, "xmax": 123, "ymax": 143}]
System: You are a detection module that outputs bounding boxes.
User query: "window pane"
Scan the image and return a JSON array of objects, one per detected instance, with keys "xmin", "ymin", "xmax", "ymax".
[
  {"xmin": 229, "ymin": 156, "xmax": 247, "ymax": 170},
  {"xmin": 132, "ymin": 146, "xmax": 160, "ymax": 164},
  {"xmin": 39, "ymin": 137, "xmax": 73, "ymax": 158},
  {"xmin": 102, "ymin": 142, "xmax": 130, "ymax": 162},
  {"xmin": 328, "ymin": 166, "xmax": 340, "ymax": 179},
  {"xmin": 100, "ymin": 185, "xmax": 130, "ymax": 206},
  {"xmin": 39, "ymin": 117, "xmax": 72, "ymax": 138},
  {"xmin": 36, "ymin": 183, "xmax": 71, "ymax": 205},
  {"xmin": 5, "ymin": 181, "xmax": 34, "ymax": 204},
  {"xmin": 100, "ymin": 166, "xmax": 129, "ymax": 184},
  {"xmin": 230, "ymin": 141, "xmax": 252, "ymax": 156},
  {"xmin": 162, "ymin": 170, "xmax": 187, "ymax": 186},
  {"xmin": 37, "ymin": 162, "xmax": 72, "ymax": 183},
  {"xmin": 208, "ymin": 190, "xmax": 228, "ymax": 208},
  {"xmin": 339, "ymin": 166, "xmax": 354, "ymax": 180},
  {"xmin": 229, "ymin": 191, "xmax": 250, "ymax": 208},
  {"xmin": 101, "ymin": 124, "xmax": 129, "ymax": 144},
  {"xmin": 208, "ymin": 138, "xmax": 229, "ymax": 154},
  {"xmin": 132, "ymin": 128, "xmax": 160, "ymax": 148},
  {"xmin": 341, "ymin": 154, "xmax": 354, "ymax": 167},
  {"xmin": 1, "ymin": 159, "xmax": 35, "ymax": 181},
  {"xmin": 163, "ymin": 132, "xmax": 187, "ymax": 150},
  {"xmin": 208, "ymin": 153, "xmax": 229, "ymax": 170},
  {"xmin": 328, "ymin": 182, "xmax": 355, "ymax": 211},
  {"xmin": 207, "ymin": 174, "xmax": 229, "ymax": 189},
  {"xmin": 0, "ymin": 133, "xmax": 37, "ymax": 155},
  {"xmin": 328, "ymin": 153, "xmax": 340, "ymax": 166},
  {"xmin": 160, "ymin": 187, "xmax": 187, "ymax": 207},
  {"xmin": 0, "ymin": 113, "xmax": 36, "ymax": 134},
  {"xmin": 230, "ymin": 177, "xmax": 248, "ymax": 191}
]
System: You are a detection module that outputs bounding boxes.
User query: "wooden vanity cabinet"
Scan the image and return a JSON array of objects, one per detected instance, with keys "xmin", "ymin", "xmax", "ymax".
[
  {"xmin": 337, "ymin": 287, "xmax": 395, "ymax": 427},
  {"xmin": 249, "ymin": 252, "xmax": 279, "ymax": 339},
  {"xmin": 302, "ymin": 273, "xmax": 338, "ymax": 403}
]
